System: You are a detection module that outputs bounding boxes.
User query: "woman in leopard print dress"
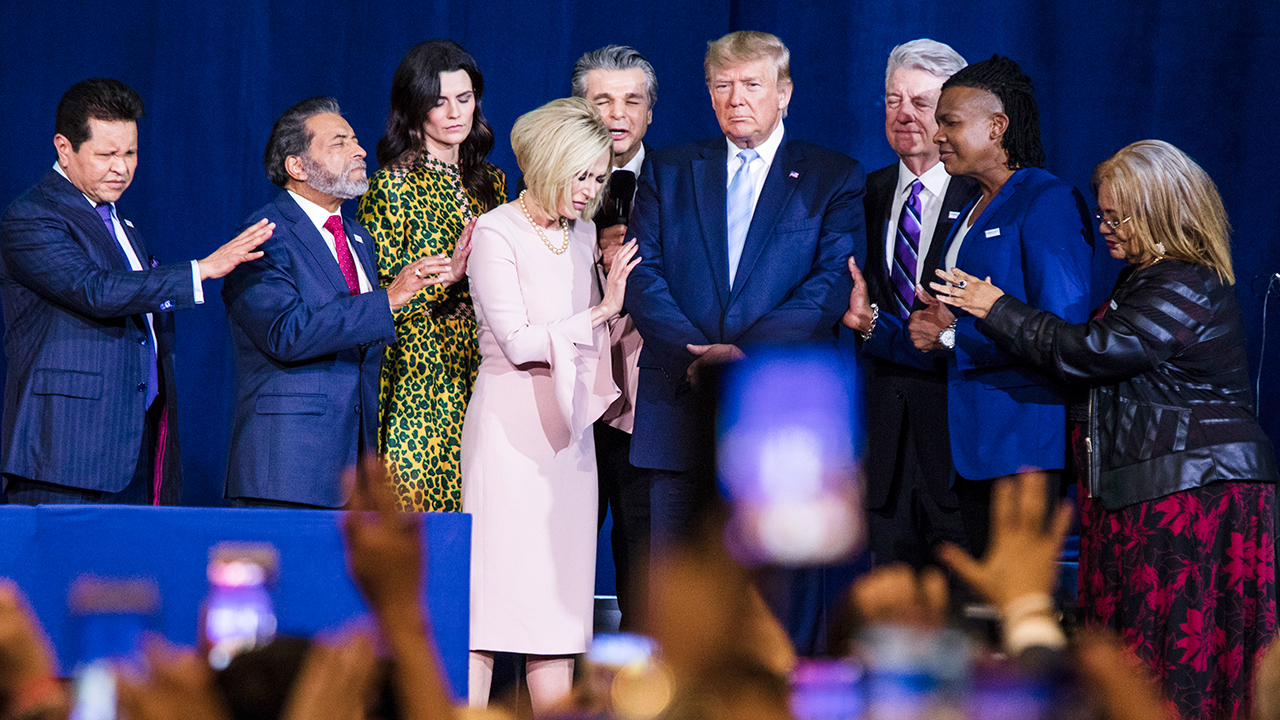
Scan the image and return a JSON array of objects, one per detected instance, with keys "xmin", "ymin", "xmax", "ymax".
[{"xmin": 358, "ymin": 40, "xmax": 506, "ymax": 511}]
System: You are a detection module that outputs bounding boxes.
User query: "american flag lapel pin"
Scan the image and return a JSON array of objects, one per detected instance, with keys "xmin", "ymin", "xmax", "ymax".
[{"xmin": 789, "ymin": 171, "xmax": 800, "ymax": 179}]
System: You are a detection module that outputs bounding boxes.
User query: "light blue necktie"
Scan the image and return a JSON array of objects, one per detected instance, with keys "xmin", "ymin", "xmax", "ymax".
[{"xmin": 726, "ymin": 148, "xmax": 759, "ymax": 288}]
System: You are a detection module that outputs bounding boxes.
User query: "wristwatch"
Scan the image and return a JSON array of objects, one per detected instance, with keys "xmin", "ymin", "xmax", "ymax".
[{"xmin": 939, "ymin": 320, "xmax": 957, "ymax": 350}]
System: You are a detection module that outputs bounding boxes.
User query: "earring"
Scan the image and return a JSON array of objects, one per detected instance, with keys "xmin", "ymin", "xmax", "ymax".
[{"xmin": 1155, "ymin": 242, "xmax": 1167, "ymax": 255}]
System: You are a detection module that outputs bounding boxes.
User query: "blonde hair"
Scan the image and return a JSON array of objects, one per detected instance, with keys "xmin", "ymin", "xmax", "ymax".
[
  {"xmin": 1093, "ymin": 140, "xmax": 1234, "ymax": 284},
  {"xmin": 704, "ymin": 31, "xmax": 792, "ymax": 91},
  {"xmin": 510, "ymin": 97, "xmax": 612, "ymax": 223}
]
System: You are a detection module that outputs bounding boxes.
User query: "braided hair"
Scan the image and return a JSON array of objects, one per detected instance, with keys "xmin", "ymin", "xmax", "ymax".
[{"xmin": 942, "ymin": 54, "xmax": 1044, "ymax": 170}]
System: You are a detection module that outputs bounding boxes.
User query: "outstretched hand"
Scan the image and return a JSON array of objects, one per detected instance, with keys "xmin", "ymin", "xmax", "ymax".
[
  {"xmin": 340, "ymin": 456, "xmax": 453, "ymax": 720},
  {"xmin": 936, "ymin": 471, "xmax": 1072, "ymax": 608},
  {"xmin": 908, "ymin": 284, "xmax": 955, "ymax": 352},
  {"xmin": 930, "ymin": 267, "xmax": 1003, "ymax": 320},
  {"xmin": 842, "ymin": 257, "xmax": 875, "ymax": 333},
  {"xmin": 199, "ymin": 219, "xmax": 273, "ymax": 280}
]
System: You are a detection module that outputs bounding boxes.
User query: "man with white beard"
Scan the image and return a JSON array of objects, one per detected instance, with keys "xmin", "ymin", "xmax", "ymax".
[{"xmin": 222, "ymin": 96, "xmax": 437, "ymax": 507}]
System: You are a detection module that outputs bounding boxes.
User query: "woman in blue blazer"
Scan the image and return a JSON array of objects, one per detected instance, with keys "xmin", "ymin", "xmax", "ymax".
[{"xmin": 845, "ymin": 55, "xmax": 1094, "ymax": 556}]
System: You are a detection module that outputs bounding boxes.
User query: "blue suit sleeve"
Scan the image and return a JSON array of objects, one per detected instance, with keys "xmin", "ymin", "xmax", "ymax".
[
  {"xmin": 222, "ymin": 232, "xmax": 397, "ymax": 364},
  {"xmin": 954, "ymin": 183, "xmax": 1093, "ymax": 371},
  {"xmin": 1, "ymin": 201, "xmax": 196, "ymax": 318},
  {"xmin": 624, "ymin": 161, "xmax": 708, "ymax": 381}
]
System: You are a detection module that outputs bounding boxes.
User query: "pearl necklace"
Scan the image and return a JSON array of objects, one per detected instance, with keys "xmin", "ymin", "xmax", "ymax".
[{"xmin": 518, "ymin": 191, "xmax": 569, "ymax": 255}]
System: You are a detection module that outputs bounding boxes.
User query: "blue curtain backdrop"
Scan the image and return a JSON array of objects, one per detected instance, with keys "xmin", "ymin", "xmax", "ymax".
[{"xmin": 2, "ymin": 0, "xmax": 1278, "ymax": 506}]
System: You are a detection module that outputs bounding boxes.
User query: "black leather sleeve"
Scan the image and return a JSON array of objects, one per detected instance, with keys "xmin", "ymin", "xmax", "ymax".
[{"xmin": 978, "ymin": 266, "xmax": 1207, "ymax": 385}]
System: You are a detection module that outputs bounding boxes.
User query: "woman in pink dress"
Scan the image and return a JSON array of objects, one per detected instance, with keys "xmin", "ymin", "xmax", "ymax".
[{"xmin": 461, "ymin": 97, "xmax": 640, "ymax": 714}]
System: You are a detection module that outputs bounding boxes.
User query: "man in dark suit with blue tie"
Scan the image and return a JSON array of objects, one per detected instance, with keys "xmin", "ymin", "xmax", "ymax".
[
  {"xmin": 626, "ymin": 30, "xmax": 864, "ymax": 552},
  {"xmin": 0, "ymin": 78, "xmax": 272, "ymax": 505},
  {"xmin": 627, "ymin": 31, "xmax": 863, "ymax": 653},
  {"xmin": 223, "ymin": 97, "xmax": 436, "ymax": 508}
]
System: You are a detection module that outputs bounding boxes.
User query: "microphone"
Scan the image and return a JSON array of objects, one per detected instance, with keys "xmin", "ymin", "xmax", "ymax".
[{"xmin": 596, "ymin": 170, "xmax": 636, "ymax": 227}]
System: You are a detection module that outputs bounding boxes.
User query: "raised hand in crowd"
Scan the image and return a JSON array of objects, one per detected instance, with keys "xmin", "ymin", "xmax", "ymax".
[
  {"xmin": 279, "ymin": 633, "xmax": 379, "ymax": 720},
  {"xmin": 908, "ymin": 284, "xmax": 954, "ymax": 352},
  {"xmin": 0, "ymin": 580, "xmax": 66, "ymax": 720},
  {"xmin": 198, "ymin": 219, "xmax": 274, "ymax": 281},
  {"xmin": 117, "ymin": 636, "xmax": 231, "ymax": 720},
  {"xmin": 937, "ymin": 471, "xmax": 1072, "ymax": 609},
  {"xmin": 1075, "ymin": 631, "xmax": 1178, "ymax": 720},
  {"xmin": 341, "ymin": 455, "xmax": 454, "ymax": 720}
]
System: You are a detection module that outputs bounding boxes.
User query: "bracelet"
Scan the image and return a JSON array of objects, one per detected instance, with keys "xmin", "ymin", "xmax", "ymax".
[{"xmin": 859, "ymin": 303, "xmax": 879, "ymax": 341}]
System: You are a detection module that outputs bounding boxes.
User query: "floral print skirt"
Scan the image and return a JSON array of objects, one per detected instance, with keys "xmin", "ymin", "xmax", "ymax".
[{"xmin": 1080, "ymin": 481, "xmax": 1276, "ymax": 720}]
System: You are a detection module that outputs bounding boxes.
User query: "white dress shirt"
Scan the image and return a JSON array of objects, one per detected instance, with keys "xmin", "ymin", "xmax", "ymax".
[
  {"xmin": 943, "ymin": 201, "xmax": 981, "ymax": 274},
  {"xmin": 883, "ymin": 160, "xmax": 953, "ymax": 282},
  {"xmin": 617, "ymin": 143, "xmax": 645, "ymax": 175},
  {"xmin": 287, "ymin": 190, "xmax": 373, "ymax": 293},
  {"xmin": 725, "ymin": 120, "xmax": 785, "ymax": 221}
]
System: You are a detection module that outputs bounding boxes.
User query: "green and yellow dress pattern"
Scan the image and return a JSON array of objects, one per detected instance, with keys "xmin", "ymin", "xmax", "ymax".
[{"xmin": 357, "ymin": 155, "xmax": 506, "ymax": 511}]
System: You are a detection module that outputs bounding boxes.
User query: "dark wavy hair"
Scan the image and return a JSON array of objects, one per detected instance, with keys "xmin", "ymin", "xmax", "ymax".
[
  {"xmin": 376, "ymin": 40, "xmax": 499, "ymax": 211},
  {"xmin": 56, "ymin": 78, "xmax": 144, "ymax": 151},
  {"xmin": 942, "ymin": 54, "xmax": 1044, "ymax": 170}
]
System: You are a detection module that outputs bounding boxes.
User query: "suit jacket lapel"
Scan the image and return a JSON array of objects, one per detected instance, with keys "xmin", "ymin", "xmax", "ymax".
[
  {"xmin": 729, "ymin": 138, "xmax": 800, "ymax": 305},
  {"xmin": 344, "ymin": 217, "xmax": 377, "ymax": 288},
  {"xmin": 43, "ymin": 171, "xmax": 132, "ymax": 271},
  {"xmin": 691, "ymin": 140, "xmax": 730, "ymax": 311},
  {"xmin": 920, "ymin": 175, "xmax": 979, "ymax": 286},
  {"xmin": 863, "ymin": 168, "xmax": 896, "ymax": 306},
  {"xmin": 276, "ymin": 191, "xmax": 351, "ymax": 296},
  {"xmin": 119, "ymin": 217, "xmax": 151, "ymax": 268}
]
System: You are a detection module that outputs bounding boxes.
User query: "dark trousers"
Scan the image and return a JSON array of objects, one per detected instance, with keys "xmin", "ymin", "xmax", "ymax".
[
  {"xmin": 866, "ymin": 410, "xmax": 967, "ymax": 568},
  {"xmin": 594, "ymin": 422, "xmax": 650, "ymax": 631},
  {"xmin": 5, "ymin": 400, "xmax": 160, "ymax": 505}
]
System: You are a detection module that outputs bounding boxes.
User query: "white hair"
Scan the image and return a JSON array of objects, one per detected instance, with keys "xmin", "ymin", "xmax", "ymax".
[{"xmin": 884, "ymin": 39, "xmax": 967, "ymax": 92}]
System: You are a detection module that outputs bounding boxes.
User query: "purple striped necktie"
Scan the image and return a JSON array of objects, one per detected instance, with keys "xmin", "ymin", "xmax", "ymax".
[{"xmin": 889, "ymin": 180, "xmax": 924, "ymax": 319}]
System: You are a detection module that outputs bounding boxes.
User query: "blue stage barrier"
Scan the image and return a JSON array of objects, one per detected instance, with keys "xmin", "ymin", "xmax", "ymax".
[{"xmin": 0, "ymin": 506, "xmax": 470, "ymax": 698}]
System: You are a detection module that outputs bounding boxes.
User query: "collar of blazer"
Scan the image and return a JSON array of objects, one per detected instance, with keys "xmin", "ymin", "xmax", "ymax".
[
  {"xmin": 274, "ymin": 190, "xmax": 376, "ymax": 297},
  {"xmin": 944, "ymin": 167, "xmax": 1032, "ymax": 268},
  {"xmin": 41, "ymin": 169, "xmax": 147, "ymax": 271},
  {"xmin": 690, "ymin": 134, "xmax": 805, "ymax": 308}
]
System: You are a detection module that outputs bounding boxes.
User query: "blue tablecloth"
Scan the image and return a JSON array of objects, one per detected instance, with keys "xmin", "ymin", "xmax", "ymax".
[{"xmin": 0, "ymin": 505, "xmax": 470, "ymax": 698}]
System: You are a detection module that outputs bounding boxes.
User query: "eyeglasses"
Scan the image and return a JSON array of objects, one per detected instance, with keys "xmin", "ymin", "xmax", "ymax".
[{"xmin": 1092, "ymin": 211, "xmax": 1131, "ymax": 232}]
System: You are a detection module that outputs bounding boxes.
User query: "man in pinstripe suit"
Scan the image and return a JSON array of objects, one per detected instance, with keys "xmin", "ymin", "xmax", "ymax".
[{"xmin": 0, "ymin": 78, "xmax": 271, "ymax": 505}]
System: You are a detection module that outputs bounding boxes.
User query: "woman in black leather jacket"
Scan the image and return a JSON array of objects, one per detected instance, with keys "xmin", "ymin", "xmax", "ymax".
[{"xmin": 932, "ymin": 140, "xmax": 1277, "ymax": 720}]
